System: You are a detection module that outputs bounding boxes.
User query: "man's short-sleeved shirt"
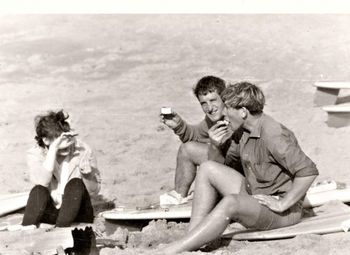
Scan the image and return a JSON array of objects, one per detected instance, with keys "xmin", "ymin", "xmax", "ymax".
[{"xmin": 228, "ymin": 114, "xmax": 318, "ymax": 196}]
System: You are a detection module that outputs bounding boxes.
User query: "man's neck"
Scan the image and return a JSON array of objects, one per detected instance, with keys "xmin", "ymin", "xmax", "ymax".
[{"xmin": 243, "ymin": 113, "xmax": 263, "ymax": 133}]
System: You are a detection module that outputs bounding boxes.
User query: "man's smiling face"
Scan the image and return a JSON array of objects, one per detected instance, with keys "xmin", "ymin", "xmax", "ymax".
[{"xmin": 198, "ymin": 91, "xmax": 225, "ymax": 122}]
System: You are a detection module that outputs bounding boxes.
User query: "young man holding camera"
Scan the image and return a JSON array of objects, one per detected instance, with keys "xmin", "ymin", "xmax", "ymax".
[{"xmin": 160, "ymin": 76, "xmax": 242, "ymax": 203}]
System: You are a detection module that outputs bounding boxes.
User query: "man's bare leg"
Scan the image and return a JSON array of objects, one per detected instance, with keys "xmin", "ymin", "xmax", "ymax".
[
  {"xmin": 160, "ymin": 194, "xmax": 262, "ymax": 254},
  {"xmin": 175, "ymin": 142, "xmax": 208, "ymax": 197},
  {"xmin": 159, "ymin": 161, "xmax": 259, "ymax": 254},
  {"xmin": 189, "ymin": 161, "xmax": 245, "ymax": 230}
]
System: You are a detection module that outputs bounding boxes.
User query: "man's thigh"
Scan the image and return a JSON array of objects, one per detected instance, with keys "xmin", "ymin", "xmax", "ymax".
[
  {"xmin": 181, "ymin": 141, "xmax": 209, "ymax": 165},
  {"xmin": 232, "ymin": 194, "xmax": 303, "ymax": 230},
  {"xmin": 201, "ymin": 161, "xmax": 245, "ymax": 195}
]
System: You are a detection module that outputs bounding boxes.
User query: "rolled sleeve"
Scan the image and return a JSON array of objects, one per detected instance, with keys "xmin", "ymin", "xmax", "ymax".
[{"xmin": 269, "ymin": 131, "xmax": 319, "ymax": 178}]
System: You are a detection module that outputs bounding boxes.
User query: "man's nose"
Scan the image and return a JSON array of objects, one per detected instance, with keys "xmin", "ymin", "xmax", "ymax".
[
  {"xmin": 207, "ymin": 102, "xmax": 213, "ymax": 112},
  {"xmin": 222, "ymin": 107, "xmax": 227, "ymax": 116}
]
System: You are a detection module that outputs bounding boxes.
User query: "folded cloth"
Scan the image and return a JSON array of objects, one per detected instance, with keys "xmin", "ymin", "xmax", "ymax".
[{"xmin": 159, "ymin": 190, "xmax": 193, "ymax": 206}]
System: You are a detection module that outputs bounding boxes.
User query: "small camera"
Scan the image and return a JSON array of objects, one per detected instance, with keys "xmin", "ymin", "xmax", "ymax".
[{"xmin": 161, "ymin": 107, "xmax": 174, "ymax": 119}]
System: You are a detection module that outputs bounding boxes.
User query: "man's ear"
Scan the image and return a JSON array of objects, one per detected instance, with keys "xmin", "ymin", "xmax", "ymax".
[
  {"xmin": 42, "ymin": 137, "xmax": 51, "ymax": 146},
  {"xmin": 240, "ymin": 107, "xmax": 248, "ymax": 119}
]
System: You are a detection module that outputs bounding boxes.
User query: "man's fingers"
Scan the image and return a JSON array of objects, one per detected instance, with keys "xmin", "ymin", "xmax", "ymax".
[
  {"xmin": 211, "ymin": 122, "xmax": 223, "ymax": 128},
  {"xmin": 213, "ymin": 130, "xmax": 230, "ymax": 139}
]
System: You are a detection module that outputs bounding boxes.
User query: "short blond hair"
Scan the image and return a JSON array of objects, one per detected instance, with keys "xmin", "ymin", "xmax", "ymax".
[{"xmin": 221, "ymin": 82, "xmax": 265, "ymax": 115}]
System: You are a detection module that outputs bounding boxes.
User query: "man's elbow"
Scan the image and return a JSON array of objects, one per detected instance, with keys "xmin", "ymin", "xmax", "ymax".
[{"xmin": 295, "ymin": 165, "xmax": 319, "ymax": 179}]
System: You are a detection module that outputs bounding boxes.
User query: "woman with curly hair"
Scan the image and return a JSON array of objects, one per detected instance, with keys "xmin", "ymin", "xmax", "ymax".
[{"xmin": 22, "ymin": 110, "xmax": 101, "ymax": 227}]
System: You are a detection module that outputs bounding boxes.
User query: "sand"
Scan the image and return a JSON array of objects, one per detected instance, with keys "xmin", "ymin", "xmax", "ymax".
[{"xmin": 1, "ymin": 14, "xmax": 350, "ymax": 254}]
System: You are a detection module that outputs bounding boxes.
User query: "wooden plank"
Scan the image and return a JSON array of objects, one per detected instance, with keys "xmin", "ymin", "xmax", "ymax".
[
  {"xmin": 0, "ymin": 227, "xmax": 73, "ymax": 254},
  {"xmin": 0, "ymin": 224, "xmax": 94, "ymax": 254}
]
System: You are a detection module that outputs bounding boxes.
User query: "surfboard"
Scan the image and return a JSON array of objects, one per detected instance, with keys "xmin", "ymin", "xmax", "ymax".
[
  {"xmin": 303, "ymin": 180, "xmax": 350, "ymax": 208},
  {"xmin": 222, "ymin": 211, "xmax": 350, "ymax": 240},
  {"xmin": 102, "ymin": 202, "xmax": 192, "ymax": 220},
  {"xmin": 102, "ymin": 181, "xmax": 350, "ymax": 221},
  {"xmin": 321, "ymin": 104, "xmax": 350, "ymax": 128},
  {"xmin": 314, "ymin": 82, "xmax": 350, "ymax": 89},
  {"xmin": 0, "ymin": 192, "xmax": 29, "ymax": 217},
  {"xmin": 313, "ymin": 82, "xmax": 350, "ymax": 106}
]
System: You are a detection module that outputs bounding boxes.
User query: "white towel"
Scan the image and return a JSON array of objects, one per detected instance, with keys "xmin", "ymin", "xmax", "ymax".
[{"xmin": 159, "ymin": 190, "xmax": 193, "ymax": 206}]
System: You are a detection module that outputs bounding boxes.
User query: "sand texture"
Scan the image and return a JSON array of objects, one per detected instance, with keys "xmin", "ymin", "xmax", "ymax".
[{"xmin": 1, "ymin": 15, "xmax": 350, "ymax": 254}]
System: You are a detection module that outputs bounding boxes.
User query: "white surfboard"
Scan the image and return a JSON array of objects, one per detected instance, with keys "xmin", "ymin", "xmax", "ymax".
[
  {"xmin": 303, "ymin": 180, "xmax": 350, "ymax": 207},
  {"xmin": 102, "ymin": 202, "xmax": 192, "ymax": 220},
  {"xmin": 102, "ymin": 181, "xmax": 350, "ymax": 221},
  {"xmin": 0, "ymin": 192, "xmax": 29, "ymax": 217},
  {"xmin": 223, "ymin": 211, "xmax": 350, "ymax": 240},
  {"xmin": 313, "ymin": 81, "xmax": 350, "ymax": 106}
]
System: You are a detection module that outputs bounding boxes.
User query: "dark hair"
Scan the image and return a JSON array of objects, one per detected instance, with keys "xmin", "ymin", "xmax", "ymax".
[
  {"xmin": 221, "ymin": 82, "xmax": 265, "ymax": 115},
  {"xmin": 193, "ymin": 75, "xmax": 226, "ymax": 98},
  {"xmin": 34, "ymin": 110, "xmax": 71, "ymax": 148}
]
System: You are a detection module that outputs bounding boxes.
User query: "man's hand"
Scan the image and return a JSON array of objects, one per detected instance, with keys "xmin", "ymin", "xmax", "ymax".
[
  {"xmin": 160, "ymin": 111, "xmax": 182, "ymax": 130},
  {"xmin": 208, "ymin": 121, "xmax": 231, "ymax": 147},
  {"xmin": 253, "ymin": 194, "xmax": 286, "ymax": 213}
]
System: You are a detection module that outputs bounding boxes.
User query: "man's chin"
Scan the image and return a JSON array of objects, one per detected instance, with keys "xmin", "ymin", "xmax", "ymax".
[{"xmin": 207, "ymin": 115, "xmax": 223, "ymax": 122}]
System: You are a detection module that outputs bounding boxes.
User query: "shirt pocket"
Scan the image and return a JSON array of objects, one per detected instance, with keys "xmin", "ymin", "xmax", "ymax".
[{"xmin": 252, "ymin": 162, "xmax": 279, "ymax": 183}]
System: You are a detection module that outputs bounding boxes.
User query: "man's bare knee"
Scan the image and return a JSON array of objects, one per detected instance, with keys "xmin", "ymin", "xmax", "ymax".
[
  {"xmin": 220, "ymin": 194, "xmax": 240, "ymax": 218},
  {"xmin": 177, "ymin": 142, "xmax": 207, "ymax": 163},
  {"xmin": 177, "ymin": 143, "xmax": 191, "ymax": 160},
  {"xmin": 197, "ymin": 160, "xmax": 221, "ymax": 178},
  {"xmin": 180, "ymin": 141, "xmax": 201, "ymax": 155}
]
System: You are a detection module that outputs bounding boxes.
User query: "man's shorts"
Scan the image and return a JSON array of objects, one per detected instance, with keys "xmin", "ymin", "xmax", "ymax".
[{"xmin": 252, "ymin": 199, "xmax": 303, "ymax": 230}]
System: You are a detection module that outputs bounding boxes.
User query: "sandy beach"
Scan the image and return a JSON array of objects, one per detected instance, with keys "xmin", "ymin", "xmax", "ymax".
[{"xmin": 1, "ymin": 14, "xmax": 350, "ymax": 254}]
